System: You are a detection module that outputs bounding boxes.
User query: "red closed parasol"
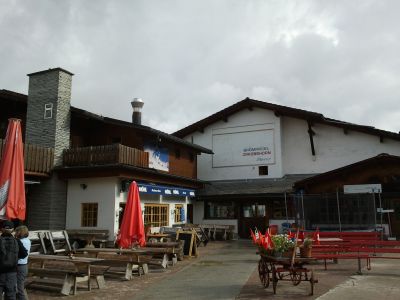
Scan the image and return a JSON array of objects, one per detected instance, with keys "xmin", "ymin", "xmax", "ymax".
[
  {"xmin": 0, "ymin": 119, "xmax": 26, "ymax": 220},
  {"xmin": 116, "ymin": 181, "xmax": 146, "ymax": 248}
]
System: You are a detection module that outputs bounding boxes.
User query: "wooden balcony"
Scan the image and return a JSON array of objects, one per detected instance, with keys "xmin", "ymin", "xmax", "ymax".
[
  {"xmin": 0, "ymin": 139, "xmax": 54, "ymax": 176},
  {"xmin": 63, "ymin": 144, "xmax": 149, "ymax": 168}
]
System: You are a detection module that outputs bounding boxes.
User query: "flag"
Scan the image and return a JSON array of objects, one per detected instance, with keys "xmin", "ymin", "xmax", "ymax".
[{"xmin": 313, "ymin": 227, "xmax": 320, "ymax": 245}]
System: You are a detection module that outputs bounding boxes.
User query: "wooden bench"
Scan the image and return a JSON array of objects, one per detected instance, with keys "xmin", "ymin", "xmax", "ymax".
[
  {"xmin": 27, "ymin": 254, "xmax": 105, "ymax": 295},
  {"xmin": 27, "ymin": 267, "xmax": 90, "ymax": 296},
  {"xmin": 200, "ymin": 224, "xmax": 235, "ymax": 240},
  {"xmin": 318, "ymin": 231, "xmax": 380, "ymax": 241},
  {"xmin": 312, "ymin": 234, "xmax": 400, "ymax": 273}
]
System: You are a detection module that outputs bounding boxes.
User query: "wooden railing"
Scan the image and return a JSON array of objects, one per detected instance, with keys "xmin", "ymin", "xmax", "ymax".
[
  {"xmin": 0, "ymin": 139, "xmax": 54, "ymax": 175},
  {"xmin": 63, "ymin": 144, "xmax": 149, "ymax": 168}
]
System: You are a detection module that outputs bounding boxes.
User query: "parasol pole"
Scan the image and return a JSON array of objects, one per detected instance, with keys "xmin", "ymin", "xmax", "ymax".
[
  {"xmin": 336, "ymin": 188, "xmax": 342, "ymax": 232},
  {"xmin": 284, "ymin": 192, "xmax": 289, "ymax": 225}
]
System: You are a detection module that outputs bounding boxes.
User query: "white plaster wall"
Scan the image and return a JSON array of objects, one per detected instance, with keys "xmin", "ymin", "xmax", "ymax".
[
  {"xmin": 66, "ymin": 177, "xmax": 118, "ymax": 239},
  {"xmin": 189, "ymin": 107, "xmax": 283, "ymax": 180},
  {"xmin": 282, "ymin": 116, "xmax": 400, "ymax": 174}
]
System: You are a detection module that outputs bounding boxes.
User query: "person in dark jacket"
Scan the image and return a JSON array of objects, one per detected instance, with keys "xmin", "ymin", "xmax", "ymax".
[{"xmin": 0, "ymin": 220, "xmax": 28, "ymax": 300}]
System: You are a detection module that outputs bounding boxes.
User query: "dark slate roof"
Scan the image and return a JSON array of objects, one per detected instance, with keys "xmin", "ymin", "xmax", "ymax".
[
  {"xmin": 71, "ymin": 107, "xmax": 213, "ymax": 154},
  {"xmin": 294, "ymin": 153, "xmax": 400, "ymax": 189},
  {"xmin": 198, "ymin": 174, "xmax": 315, "ymax": 197},
  {"xmin": 173, "ymin": 98, "xmax": 400, "ymax": 142},
  {"xmin": 0, "ymin": 89, "xmax": 212, "ymax": 154}
]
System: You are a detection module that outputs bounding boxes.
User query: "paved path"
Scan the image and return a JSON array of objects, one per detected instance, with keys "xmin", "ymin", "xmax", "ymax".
[
  {"xmin": 316, "ymin": 258, "xmax": 400, "ymax": 300},
  {"xmin": 134, "ymin": 240, "xmax": 258, "ymax": 300}
]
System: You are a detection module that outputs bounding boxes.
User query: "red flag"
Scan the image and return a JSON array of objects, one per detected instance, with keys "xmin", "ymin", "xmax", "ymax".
[
  {"xmin": 250, "ymin": 228, "xmax": 257, "ymax": 244},
  {"xmin": 264, "ymin": 228, "xmax": 272, "ymax": 249},
  {"xmin": 313, "ymin": 227, "xmax": 320, "ymax": 245},
  {"xmin": 116, "ymin": 182, "xmax": 146, "ymax": 248},
  {"xmin": 0, "ymin": 119, "xmax": 26, "ymax": 220}
]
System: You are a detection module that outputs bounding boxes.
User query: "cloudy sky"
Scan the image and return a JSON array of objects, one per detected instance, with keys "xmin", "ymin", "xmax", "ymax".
[{"xmin": 1, "ymin": 0, "xmax": 400, "ymax": 133}]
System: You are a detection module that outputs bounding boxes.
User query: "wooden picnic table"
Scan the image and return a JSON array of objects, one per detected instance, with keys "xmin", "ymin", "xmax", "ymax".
[
  {"xmin": 68, "ymin": 231, "xmax": 109, "ymax": 248},
  {"xmin": 74, "ymin": 247, "xmax": 151, "ymax": 280},
  {"xmin": 146, "ymin": 233, "xmax": 171, "ymax": 242},
  {"xmin": 28, "ymin": 254, "xmax": 106, "ymax": 295}
]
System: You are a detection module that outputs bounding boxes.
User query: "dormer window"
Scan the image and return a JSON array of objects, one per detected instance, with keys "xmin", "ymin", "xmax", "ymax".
[{"xmin": 44, "ymin": 103, "xmax": 53, "ymax": 119}]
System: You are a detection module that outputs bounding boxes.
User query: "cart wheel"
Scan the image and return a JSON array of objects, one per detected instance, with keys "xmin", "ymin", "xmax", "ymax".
[
  {"xmin": 310, "ymin": 270, "xmax": 315, "ymax": 296},
  {"xmin": 258, "ymin": 259, "xmax": 270, "ymax": 288},
  {"xmin": 290, "ymin": 270, "xmax": 302, "ymax": 286},
  {"xmin": 272, "ymin": 266, "xmax": 278, "ymax": 294}
]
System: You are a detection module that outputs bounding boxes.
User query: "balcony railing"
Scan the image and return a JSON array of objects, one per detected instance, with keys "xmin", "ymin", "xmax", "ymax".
[
  {"xmin": 63, "ymin": 144, "xmax": 149, "ymax": 168},
  {"xmin": 0, "ymin": 138, "xmax": 54, "ymax": 175}
]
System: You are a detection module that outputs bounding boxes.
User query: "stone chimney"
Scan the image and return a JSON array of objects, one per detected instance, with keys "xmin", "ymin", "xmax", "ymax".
[
  {"xmin": 24, "ymin": 67, "xmax": 73, "ymax": 230},
  {"xmin": 25, "ymin": 68, "xmax": 73, "ymax": 166},
  {"xmin": 131, "ymin": 98, "xmax": 144, "ymax": 125}
]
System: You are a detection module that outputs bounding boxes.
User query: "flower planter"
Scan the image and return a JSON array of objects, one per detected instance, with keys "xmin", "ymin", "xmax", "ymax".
[{"xmin": 300, "ymin": 246, "xmax": 312, "ymax": 258}]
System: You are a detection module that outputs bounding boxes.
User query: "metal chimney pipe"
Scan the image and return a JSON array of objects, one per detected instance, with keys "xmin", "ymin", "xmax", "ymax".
[{"xmin": 131, "ymin": 98, "xmax": 144, "ymax": 125}]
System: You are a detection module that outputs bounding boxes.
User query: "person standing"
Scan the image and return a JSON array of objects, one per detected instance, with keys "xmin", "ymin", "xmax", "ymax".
[
  {"xmin": 0, "ymin": 220, "xmax": 28, "ymax": 300},
  {"xmin": 15, "ymin": 225, "xmax": 31, "ymax": 300}
]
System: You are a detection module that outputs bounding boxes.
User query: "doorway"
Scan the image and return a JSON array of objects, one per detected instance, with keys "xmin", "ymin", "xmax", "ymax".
[{"xmin": 238, "ymin": 203, "xmax": 269, "ymax": 238}]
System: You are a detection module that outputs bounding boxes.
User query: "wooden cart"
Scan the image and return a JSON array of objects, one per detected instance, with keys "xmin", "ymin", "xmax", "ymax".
[{"xmin": 258, "ymin": 254, "xmax": 318, "ymax": 295}]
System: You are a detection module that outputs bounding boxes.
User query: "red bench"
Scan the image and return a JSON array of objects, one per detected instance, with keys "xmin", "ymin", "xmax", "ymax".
[{"xmin": 311, "ymin": 231, "xmax": 400, "ymax": 273}]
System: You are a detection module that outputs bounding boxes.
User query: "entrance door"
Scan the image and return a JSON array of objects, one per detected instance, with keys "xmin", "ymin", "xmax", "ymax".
[
  {"xmin": 239, "ymin": 204, "xmax": 268, "ymax": 238},
  {"xmin": 187, "ymin": 204, "xmax": 193, "ymax": 224}
]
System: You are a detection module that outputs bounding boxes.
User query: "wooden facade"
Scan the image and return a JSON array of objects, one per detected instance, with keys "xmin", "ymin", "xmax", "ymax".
[
  {"xmin": 63, "ymin": 144, "xmax": 149, "ymax": 168},
  {"xmin": 0, "ymin": 138, "xmax": 54, "ymax": 176}
]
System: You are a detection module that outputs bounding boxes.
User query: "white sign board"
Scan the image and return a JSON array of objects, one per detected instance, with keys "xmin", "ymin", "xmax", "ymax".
[
  {"xmin": 343, "ymin": 184, "xmax": 382, "ymax": 194},
  {"xmin": 212, "ymin": 124, "xmax": 275, "ymax": 167}
]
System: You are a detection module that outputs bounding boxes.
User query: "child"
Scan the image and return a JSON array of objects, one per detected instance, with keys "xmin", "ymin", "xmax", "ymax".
[{"xmin": 15, "ymin": 225, "xmax": 31, "ymax": 300}]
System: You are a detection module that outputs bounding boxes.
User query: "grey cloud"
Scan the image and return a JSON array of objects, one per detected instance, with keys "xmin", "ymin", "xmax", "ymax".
[{"xmin": 1, "ymin": 0, "xmax": 400, "ymax": 134}]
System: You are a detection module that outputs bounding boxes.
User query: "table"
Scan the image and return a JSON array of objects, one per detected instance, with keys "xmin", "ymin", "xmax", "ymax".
[
  {"xmin": 258, "ymin": 254, "xmax": 318, "ymax": 295},
  {"xmin": 75, "ymin": 248, "xmax": 153, "ymax": 279},
  {"xmin": 68, "ymin": 231, "xmax": 109, "ymax": 248},
  {"xmin": 28, "ymin": 254, "xmax": 105, "ymax": 295},
  {"xmin": 146, "ymin": 233, "xmax": 171, "ymax": 242}
]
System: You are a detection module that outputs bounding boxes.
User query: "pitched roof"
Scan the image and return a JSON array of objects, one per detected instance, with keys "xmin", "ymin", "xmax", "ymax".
[
  {"xmin": 293, "ymin": 153, "xmax": 400, "ymax": 189},
  {"xmin": 0, "ymin": 89, "xmax": 212, "ymax": 154},
  {"xmin": 197, "ymin": 174, "xmax": 314, "ymax": 197},
  {"xmin": 173, "ymin": 98, "xmax": 400, "ymax": 142}
]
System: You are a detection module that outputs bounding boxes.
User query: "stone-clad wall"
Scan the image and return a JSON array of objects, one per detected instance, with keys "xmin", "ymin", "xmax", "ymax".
[
  {"xmin": 25, "ymin": 68, "xmax": 72, "ymax": 230},
  {"xmin": 25, "ymin": 69, "xmax": 72, "ymax": 166}
]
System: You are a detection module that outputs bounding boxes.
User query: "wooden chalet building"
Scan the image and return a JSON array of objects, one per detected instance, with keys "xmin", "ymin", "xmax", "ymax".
[
  {"xmin": 0, "ymin": 68, "xmax": 212, "ymax": 239},
  {"xmin": 173, "ymin": 98, "xmax": 400, "ymax": 238}
]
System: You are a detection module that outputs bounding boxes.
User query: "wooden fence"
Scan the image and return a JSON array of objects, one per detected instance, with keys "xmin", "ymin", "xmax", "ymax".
[
  {"xmin": 63, "ymin": 144, "xmax": 149, "ymax": 168},
  {"xmin": 0, "ymin": 139, "xmax": 54, "ymax": 175}
]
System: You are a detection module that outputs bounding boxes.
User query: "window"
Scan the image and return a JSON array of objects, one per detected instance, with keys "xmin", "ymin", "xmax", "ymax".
[
  {"xmin": 81, "ymin": 203, "xmax": 98, "ymax": 227},
  {"xmin": 205, "ymin": 201, "xmax": 236, "ymax": 219},
  {"xmin": 174, "ymin": 204, "xmax": 183, "ymax": 223},
  {"xmin": 175, "ymin": 149, "xmax": 181, "ymax": 159},
  {"xmin": 259, "ymin": 166, "xmax": 268, "ymax": 176},
  {"xmin": 144, "ymin": 204, "xmax": 169, "ymax": 227},
  {"xmin": 44, "ymin": 103, "xmax": 53, "ymax": 119}
]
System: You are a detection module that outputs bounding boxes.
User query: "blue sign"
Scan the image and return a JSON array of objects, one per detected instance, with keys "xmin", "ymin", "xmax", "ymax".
[{"xmin": 138, "ymin": 183, "xmax": 195, "ymax": 197}]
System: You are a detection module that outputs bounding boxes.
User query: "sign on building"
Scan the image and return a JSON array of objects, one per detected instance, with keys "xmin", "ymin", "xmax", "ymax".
[
  {"xmin": 212, "ymin": 124, "xmax": 275, "ymax": 167},
  {"xmin": 143, "ymin": 144, "xmax": 169, "ymax": 172},
  {"xmin": 343, "ymin": 184, "xmax": 382, "ymax": 194}
]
